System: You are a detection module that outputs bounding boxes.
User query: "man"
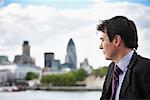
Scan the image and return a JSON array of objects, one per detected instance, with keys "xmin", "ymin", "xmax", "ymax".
[{"xmin": 97, "ymin": 16, "xmax": 150, "ymax": 100}]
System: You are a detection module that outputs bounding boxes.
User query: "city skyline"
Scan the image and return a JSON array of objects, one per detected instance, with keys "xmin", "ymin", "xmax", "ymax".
[
  {"xmin": 1, "ymin": 39, "xmax": 83, "ymax": 68},
  {"xmin": 0, "ymin": 0, "xmax": 150, "ymax": 68}
]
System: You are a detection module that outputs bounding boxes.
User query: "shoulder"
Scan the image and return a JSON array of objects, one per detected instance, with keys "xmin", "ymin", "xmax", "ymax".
[
  {"xmin": 133, "ymin": 54, "xmax": 150, "ymax": 72},
  {"xmin": 136, "ymin": 55, "xmax": 150, "ymax": 66}
]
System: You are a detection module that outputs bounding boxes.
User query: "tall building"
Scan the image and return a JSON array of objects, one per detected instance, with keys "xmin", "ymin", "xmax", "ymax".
[
  {"xmin": 23, "ymin": 41, "xmax": 30, "ymax": 56},
  {"xmin": 44, "ymin": 52, "xmax": 54, "ymax": 67},
  {"xmin": 65, "ymin": 38, "xmax": 77, "ymax": 70},
  {"xmin": 44, "ymin": 53, "xmax": 61, "ymax": 72},
  {"xmin": 14, "ymin": 41, "xmax": 35, "ymax": 66}
]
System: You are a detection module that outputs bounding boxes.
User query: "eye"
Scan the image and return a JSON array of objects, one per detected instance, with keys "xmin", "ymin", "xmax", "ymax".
[{"xmin": 100, "ymin": 38, "xmax": 104, "ymax": 42}]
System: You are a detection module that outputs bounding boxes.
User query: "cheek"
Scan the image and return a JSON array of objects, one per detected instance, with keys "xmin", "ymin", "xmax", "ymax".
[
  {"xmin": 104, "ymin": 43, "xmax": 113, "ymax": 54},
  {"xmin": 103, "ymin": 42, "xmax": 110, "ymax": 50},
  {"xmin": 105, "ymin": 47, "xmax": 111, "ymax": 55}
]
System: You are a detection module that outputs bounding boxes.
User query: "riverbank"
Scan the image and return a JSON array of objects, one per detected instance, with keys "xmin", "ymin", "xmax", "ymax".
[
  {"xmin": 27, "ymin": 86, "xmax": 102, "ymax": 91},
  {"xmin": 0, "ymin": 85, "xmax": 102, "ymax": 92},
  {"xmin": 0, "ymin": 86, "xmax": 23, "ymax": 92}
]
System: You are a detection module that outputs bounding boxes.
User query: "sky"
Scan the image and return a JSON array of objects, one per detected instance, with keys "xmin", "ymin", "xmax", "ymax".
[{"xmin": 0, "ymin": 0, "xmax": 150, "ymax": 69}]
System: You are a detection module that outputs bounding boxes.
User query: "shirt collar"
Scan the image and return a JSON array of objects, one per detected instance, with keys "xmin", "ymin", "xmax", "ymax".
[{"xmin": 116, "ymin": 50, "xmax": 134, "ymax": 72}]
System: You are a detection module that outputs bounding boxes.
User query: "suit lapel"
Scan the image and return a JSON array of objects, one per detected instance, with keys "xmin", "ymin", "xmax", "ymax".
[
  {"xmin": 120, "ymin": 52, "xmax": 138, "ymax": 97},
  {"xmin": 106, "ymin": 63, "xmax": 114, "ymax": 95}
]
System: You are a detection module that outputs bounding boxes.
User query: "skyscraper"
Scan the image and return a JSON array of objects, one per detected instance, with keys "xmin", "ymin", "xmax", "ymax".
[
  {"xmin": 22, "ymin": 41, "xmax": 30, "ymax": 56},
  {"xmin": 44, "ymin": 52, "xmax": 54, "ymax": 67},
  {"xmin": 65, "ymin": 38, "xmax": 77, "ymax": 70},
  {"xmin": 14, "ymin": 41, "xmax": 35, "ymax": 65}
]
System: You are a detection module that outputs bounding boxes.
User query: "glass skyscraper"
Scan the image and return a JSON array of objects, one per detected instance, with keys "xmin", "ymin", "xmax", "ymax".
[{"xmin": 65, "ymin": 38, "xmax": 77, "ymax": 70}]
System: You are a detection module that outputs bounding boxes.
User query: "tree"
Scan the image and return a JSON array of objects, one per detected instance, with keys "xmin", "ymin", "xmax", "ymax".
[
  {"xmin": 92, "ymin": 66, "xmax": 108, "ymax": 78},
  {"xmin": 41, "ymin": 69, "xmax": 88, "ymax": 86},
  {"xmin": 72, "ymin": 68, "xmax": 88, "ymax": 81},
  {"xmin": 25, "ymin": 72, "xmax": 39, "ymax": 80}
]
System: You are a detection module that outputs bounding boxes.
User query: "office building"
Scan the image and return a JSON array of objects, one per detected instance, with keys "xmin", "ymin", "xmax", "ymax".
[
  {"xmin": 44, "ymin": 52, "xmax": 54, "ymax": 67},
  {"xmin": 65, "ymin": 38, "xmax": 77, "ymax": 70},
  {"xmin": 14, "ymin": 41, "xmax": 35, "ymax": 66}
]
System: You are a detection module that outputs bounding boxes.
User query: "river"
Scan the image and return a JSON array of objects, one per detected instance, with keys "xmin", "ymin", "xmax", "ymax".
[{"xmin": 0, "ymin": 90, "xmax": 101, "ymax": 100}]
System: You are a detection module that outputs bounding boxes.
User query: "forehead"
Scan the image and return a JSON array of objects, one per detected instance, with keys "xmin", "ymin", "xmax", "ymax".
[{"xmin": 100, "ymin": 32, "xmax": 108, "ymax": 38}]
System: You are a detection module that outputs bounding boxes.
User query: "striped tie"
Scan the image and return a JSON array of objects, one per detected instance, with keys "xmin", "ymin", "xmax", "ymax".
[{"xmin": 110, "ymin": 65, "xmax": 123, "ymax": 100}]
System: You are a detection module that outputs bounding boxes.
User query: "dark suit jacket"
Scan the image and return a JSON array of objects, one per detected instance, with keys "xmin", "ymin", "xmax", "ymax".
[{"xmin": 100, "ymin": 52, "xmax": 150, "ymax": 100}]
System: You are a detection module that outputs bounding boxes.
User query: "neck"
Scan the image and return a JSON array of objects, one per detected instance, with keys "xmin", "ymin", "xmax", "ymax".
[{"xmin": 113, "ymin": 48, "xmax": 133, "ymax": 63}]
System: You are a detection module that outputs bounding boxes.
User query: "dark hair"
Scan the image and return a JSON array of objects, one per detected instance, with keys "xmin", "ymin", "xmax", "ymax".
[{"xmin": 97, "ymin": 16, "xmax": 138, "ymax": 49}]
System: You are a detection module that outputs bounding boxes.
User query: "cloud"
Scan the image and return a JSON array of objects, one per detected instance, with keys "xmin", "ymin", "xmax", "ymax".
[{"xmin": 0, "ymin": 1, "xmax": 150, "ymax": 68}]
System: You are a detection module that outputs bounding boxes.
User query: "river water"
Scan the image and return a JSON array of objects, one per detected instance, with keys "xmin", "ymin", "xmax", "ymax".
[{"xmin": 0, "ymin": 90, "xmax": 101, "ymax": 100}]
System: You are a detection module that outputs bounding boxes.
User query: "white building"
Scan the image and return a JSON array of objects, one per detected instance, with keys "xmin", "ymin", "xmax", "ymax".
[
  {"xmin": 0, "ymin": 64, "xmax": 17, "ymax": 84},
  {"xmin": 80, "ymin": 58, "xmax": 93, "ymax": 74},
  {"xmin": 15, "ymin": 65, "xmax": 41, "ymax": 79},
  {"xmin": 0, "ymin": 70, "xmax": 10, "ymax": 83},
  {"xmin": 0, "ymin": 64, "xmax": 42, "ymax": 83}
]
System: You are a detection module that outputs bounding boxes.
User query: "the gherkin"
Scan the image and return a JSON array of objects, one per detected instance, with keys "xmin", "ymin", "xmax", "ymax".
[{"xmin": 65, "ymin": 38, "xmax": 77, "ymax": 70}]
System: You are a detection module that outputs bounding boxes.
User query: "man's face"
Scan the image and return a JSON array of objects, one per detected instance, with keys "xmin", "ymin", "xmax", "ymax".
[{"xmin": 99, "ymin": 32, "xmax": 116, "ymax": 60}]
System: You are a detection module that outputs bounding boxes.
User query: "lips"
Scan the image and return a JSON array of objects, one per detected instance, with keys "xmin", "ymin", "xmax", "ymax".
[{"xmin": 103, "ymin": 51, "xmax": 105, "ymax": 54}]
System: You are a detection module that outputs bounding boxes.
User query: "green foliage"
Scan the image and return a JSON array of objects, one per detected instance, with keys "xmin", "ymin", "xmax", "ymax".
[
  {"xmin": 57, "ymin": 73, "xmax": 76, "ymax": 86},
  {"xmin": 41, "ymin": 69, "xmax": 88, "ymax": 86},
  {"xmin": 72, "ymin": 68, "xmax": 88, "ymax": 81},
  {"xmin": 25, "ymin": 72, "xmax": 39, "ymax": 80},
  {"xmin": 92, "ymin": 66, "xmax": 108, "ymax": 78},
  {"xmin": 41, "ymin": 75, "xmax": 55, "ymax": 85},
  {"xmin": 41, "ymin": 73, "xmax": 76, "ymax": 86}
]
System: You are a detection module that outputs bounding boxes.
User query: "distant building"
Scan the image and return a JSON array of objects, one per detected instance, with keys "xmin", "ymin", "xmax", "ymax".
[
  {"xmin": 14, "ymin": 41, "xmax": 35, "ymax": 66},
  {"xmin": 0, "ymin": 64, "xmax": 17, "ymax": 84},
  {"xmin": 44, "ymin": 52, "xmax": 61, "ymax": 72},
  {"xmin": 0, "ymin": 64, "xmax": 41, "ymax": 82},
  {"xmin": 0, "ymin": 41, "xmax": 42, "ymax": 85},
  {"xmin": 0, "ymin": 56, "xmax": 9, "ymax": 63},
  {"xmin": 80, "ymin": 58, "xmax": 93, "ymax": 74},
  {"xmin": 23, "ymin": 41, "xmax": 30, "ymax": 56},
  {"xmin": 51, "ymin": 60, "xmax": 60, "ymax": 71},
  {"xmin": 0, "ymin": 55, "xmax": 12, "ymax": 65},
  {"xmin": 15, "ymin": 65, "xmax": 41, "ymax": 79},
  {"xmin": 0, "ymin": 69, "xmax": 14, "ymax": 83},
  {"xmin": 12, "ymin": 41, "xmax": 41, "ymax": 79},
  {"xmin": 65, "ymin": 38, "xmax": 77, "ymax": 70},
  {"xmin": 44, "ymin": 52, "xmax": 54, "ymax": 67},
  {"xmin": 60, "ymin": 63, "xmax": 71, "ymax": 71}
]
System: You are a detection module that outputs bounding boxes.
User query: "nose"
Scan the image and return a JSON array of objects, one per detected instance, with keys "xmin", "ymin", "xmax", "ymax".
[{"xmin": 99, "ymin": 43, "xmax": 103, "ymax": 49}]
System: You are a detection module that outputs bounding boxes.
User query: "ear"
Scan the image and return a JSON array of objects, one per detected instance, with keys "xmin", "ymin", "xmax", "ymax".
[{"xmin": 113, "ymin": 35, "xmax": 121, "ymax": 46}]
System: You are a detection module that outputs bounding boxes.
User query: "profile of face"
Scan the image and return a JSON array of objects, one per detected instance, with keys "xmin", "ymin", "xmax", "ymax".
[{"xmin": 99, "ymin": 32, "xmax": 117, "ymax": 60}]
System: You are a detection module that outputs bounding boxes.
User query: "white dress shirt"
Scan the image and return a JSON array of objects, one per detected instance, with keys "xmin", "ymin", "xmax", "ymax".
[{"xmin": 115, "ymin": 50, "xmax": 134, "ymax": 100}]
